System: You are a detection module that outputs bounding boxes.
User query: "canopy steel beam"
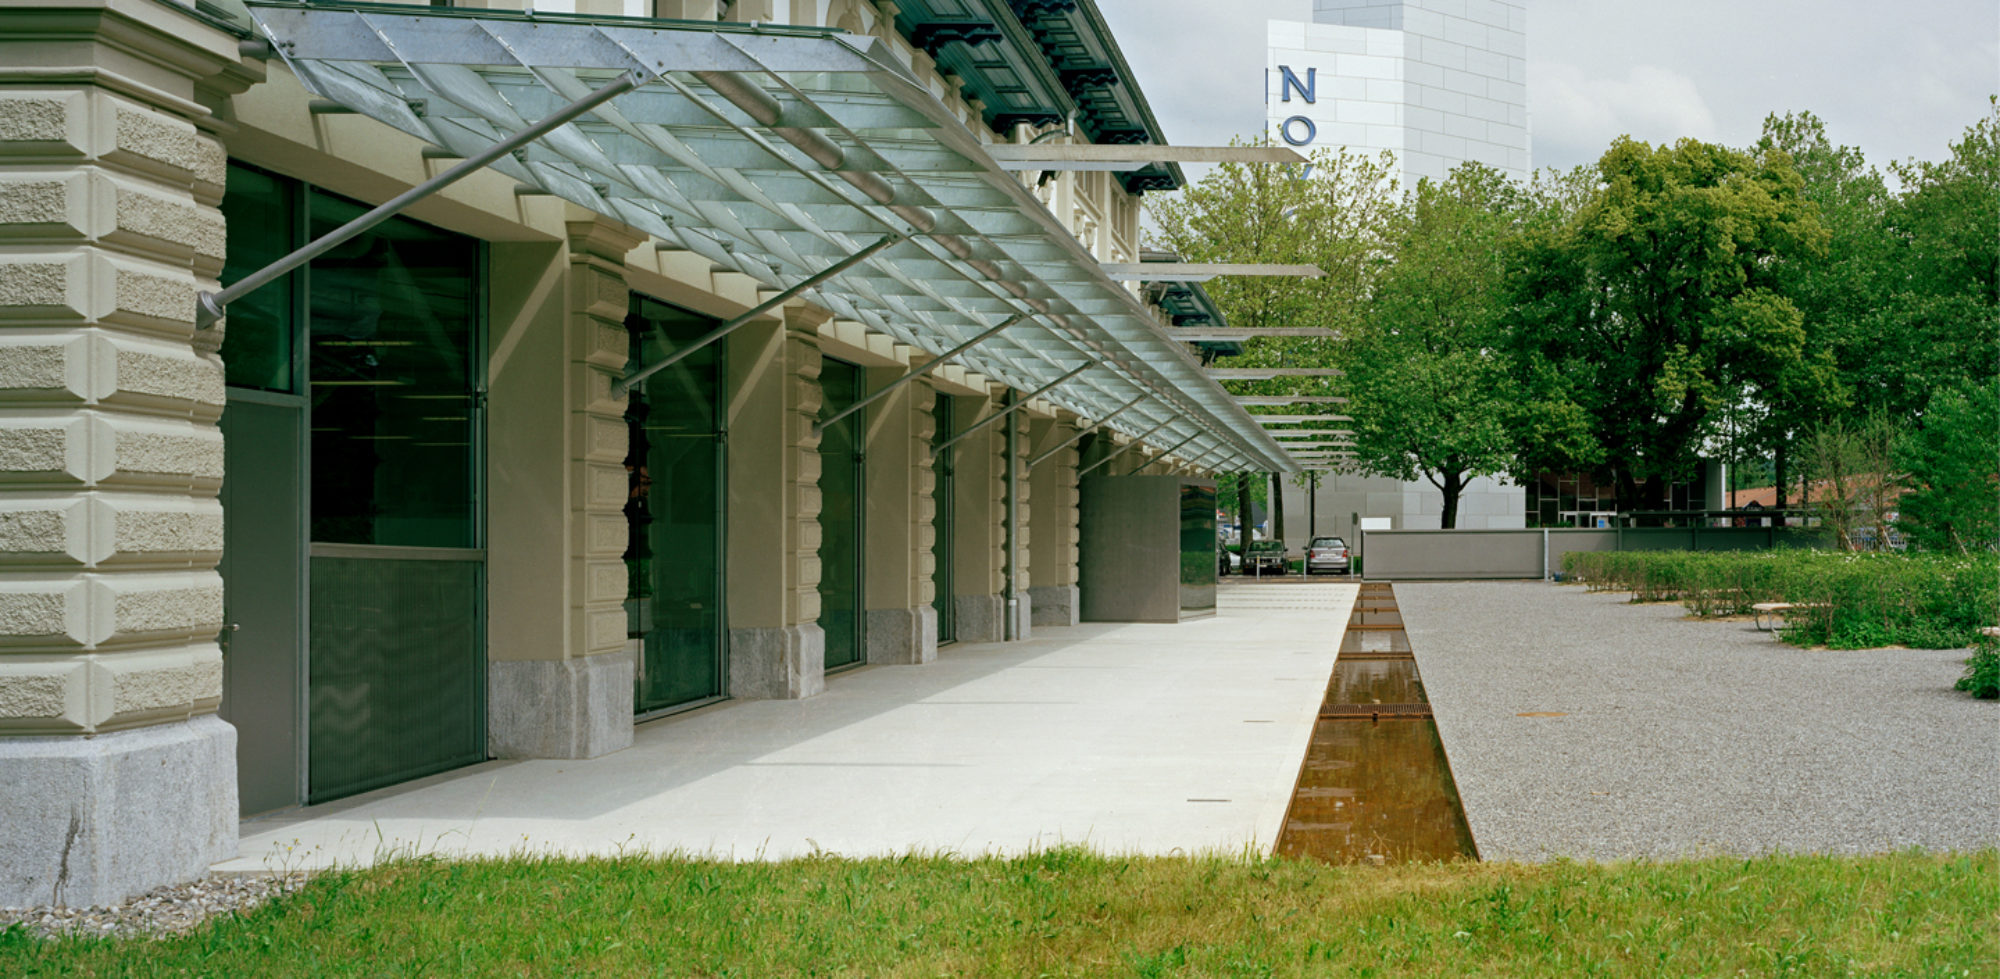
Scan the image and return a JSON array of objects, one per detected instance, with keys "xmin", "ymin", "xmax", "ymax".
[
  {"xmin": 196, "ymin": 69, "xmax": 645, "ymax": 329},
  {"xmin": 1075, "ymin": 419, "xmax": 1176, "ymax": 478},
  {"xmin": 932, "ymin": 363, "xmax": 1091, "ymax": 457},
  {"xmin": 983, "ymin": 145, "xmax": 1308, "ymax": 171},
  {"xmin": 1232, "ymin": 396, "xmax": 1348, "ymax": 406},
  {"xmin": 1251, "ymin": 415, "xmax": 1354, "ymax": 424},
  {"xmin": 1025, "ymin": 394, "xmax": 1147, "ymax": 470},
  {"xmin": 813, "ymin": 313, "xmax": 1026, "ymax": 436},
  {"xmin": 1208, "ymin": 368, "xmax": 1345, "ymax": 379},
  {"xmin": 613, "ymin": 233, "xmax": 902, "ymax": 399},
  {"xmin": 1103, "ymin": 263, "xmax": 1324, "ymax": 282},
  {"xmin": 1170, "ymin": 328, "xmax": 1338, "ymax": 341}
]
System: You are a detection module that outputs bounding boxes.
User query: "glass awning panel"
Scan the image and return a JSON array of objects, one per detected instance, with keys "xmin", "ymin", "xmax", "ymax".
[{"xmin": 244, "ymin": 2, "xmax": 1297, "ymax": 472}]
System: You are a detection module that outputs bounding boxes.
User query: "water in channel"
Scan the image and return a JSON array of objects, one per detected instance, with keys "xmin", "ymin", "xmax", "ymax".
[{"xmin": 1275, "ymin": 585, "xmax": 1478, "ymax": 864}]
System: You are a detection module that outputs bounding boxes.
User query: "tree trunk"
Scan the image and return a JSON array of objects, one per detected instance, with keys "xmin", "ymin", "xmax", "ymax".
[
  {"xmin": 1440, "ymin": 470, "xmax": 1464, "ymax": 530},
  {"xmin": 1774, "ymin": 443, "xmax": 1788, "ymax": 513}
]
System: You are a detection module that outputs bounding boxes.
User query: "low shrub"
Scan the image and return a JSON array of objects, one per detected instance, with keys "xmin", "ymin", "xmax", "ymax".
[
  {"xmin": 1562, "ymin": 549, "xmax": 2000, "ymax": 650},
  {"xmin": 1958, "ymin": 635, "xmax": 2000, "ymax": 700}
]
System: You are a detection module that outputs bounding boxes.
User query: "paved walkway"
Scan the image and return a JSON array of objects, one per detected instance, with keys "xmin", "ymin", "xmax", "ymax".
[
  {"xmin": 1400, "ymin": 581, "xmax": 1999, "ymax": 862},
  {"xmin": 219, "ymin": 582, "xmax": 1356, "ymax": 872}
]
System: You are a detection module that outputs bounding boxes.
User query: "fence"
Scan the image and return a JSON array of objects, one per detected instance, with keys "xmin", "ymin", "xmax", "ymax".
[{"xmin": 1360, "ymin": 526, "xmax": 1830, "ymax": 580}]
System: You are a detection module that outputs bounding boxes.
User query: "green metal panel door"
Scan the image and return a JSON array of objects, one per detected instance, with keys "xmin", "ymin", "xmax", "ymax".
[{"xmin": 218, "ymin": 394, "xmax": 304, "ymax": 816}]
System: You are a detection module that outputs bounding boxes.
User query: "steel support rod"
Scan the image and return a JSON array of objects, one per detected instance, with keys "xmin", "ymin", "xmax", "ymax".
[
  {"xmin": 1024, "ymin": 394, "xmax": 1146, "ymax": 469},
  {"xmin": 1075, "ymin": 419, "xmax": 1175, "ymax": 478},
  {"xmin": 197, "ymin": 70, "xmax": 646, "ymax": 329},
  {"xmin": 931, "ymin": 363, "xmax": 1090, "ymax": 457},
  {"xmin": 812, "ymin": 314, "xmax": 1025, "ymax": 437},
  {"xmin": 613, "ymin": 233, "xmax": 902, "ymax": 399}
]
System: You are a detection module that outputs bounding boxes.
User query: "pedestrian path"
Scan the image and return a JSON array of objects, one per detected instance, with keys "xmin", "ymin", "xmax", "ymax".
[{"xmin": 219, "ymin": 582, "xmax": 1357, "ymax": 872}]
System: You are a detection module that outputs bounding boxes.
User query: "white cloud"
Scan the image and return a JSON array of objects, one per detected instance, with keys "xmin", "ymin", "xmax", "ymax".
[{"xmin": 1533, "ymin": 62, "xmax": 1718, "ymax": 165}]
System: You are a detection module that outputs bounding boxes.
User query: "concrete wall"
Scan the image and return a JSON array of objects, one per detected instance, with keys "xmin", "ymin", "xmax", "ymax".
[
  {"xmin": 1079, "ymin": 475, "xmax": 1207, "ymax": 623},
  {"xmin": 1362, "ymin": 527, "xmax": 1833, "ymax": 580}
]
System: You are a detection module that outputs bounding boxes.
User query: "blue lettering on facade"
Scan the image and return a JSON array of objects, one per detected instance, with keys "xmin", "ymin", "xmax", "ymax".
[
  {"xmin": 1279, "ymin": 66, "xmax": 1316, "ymax": 104},
  {"xmin": 1280, "ymin": 115, "xmax": 1317, "ymax": 147}
]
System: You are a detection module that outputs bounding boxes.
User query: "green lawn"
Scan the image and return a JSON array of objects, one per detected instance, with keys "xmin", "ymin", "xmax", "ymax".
[{"xmin": 5, "ymin": 849, "xmax": 1994, "ymax": 977}]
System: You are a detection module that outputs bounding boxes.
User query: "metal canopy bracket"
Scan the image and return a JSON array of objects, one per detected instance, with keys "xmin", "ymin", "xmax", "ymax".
[
  {"xmin": 614, "ymin": 233, "xmax": 903, "ymax": 400},
  {"xmin": 195, "ymin": 69, "xmax": 647, "ymax": 329},
  {"xmin": 813, "ymin": 312, "xmax": 1026, "ymax": 437},
  {"xmin": 1025, "ymin": 393, "xmax": 1145, "ymax": 470},
  {"xmin": 1075, "ymin": 418, "xmax": 1175, "ymax": 478},
  {"xmin": 931, "ymin": 362, "xmax": 1090, "ymax": 457}
]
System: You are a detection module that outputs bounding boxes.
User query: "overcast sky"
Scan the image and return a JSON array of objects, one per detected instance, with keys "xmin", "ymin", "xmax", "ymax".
[{"xmin": 1094, "ymin": 0, "xmax": 1997, "ymax": 175}]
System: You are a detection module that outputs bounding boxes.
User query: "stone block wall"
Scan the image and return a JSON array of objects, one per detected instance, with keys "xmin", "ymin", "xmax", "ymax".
[{"xmin": 0, "ymin": 0, "xmax": 245, "ymax": 906}]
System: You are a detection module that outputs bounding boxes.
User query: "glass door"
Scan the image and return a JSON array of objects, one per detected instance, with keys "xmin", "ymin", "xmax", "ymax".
[
  {"xmin": 818, "ymin": 358, "xmax": 866, "ymax": 671},
  {"xmin": 931, "ymin": 393, "xmax": 955, "ymax": 644},
  {"xmin": 626, "ymin": 295, "xmax": 727, "ymax": 715}
]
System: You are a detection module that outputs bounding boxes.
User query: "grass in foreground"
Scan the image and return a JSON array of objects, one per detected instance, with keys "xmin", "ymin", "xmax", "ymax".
[{"xmin": 4, "ymin": 849, "xmax": 1993, "ymax": 977}]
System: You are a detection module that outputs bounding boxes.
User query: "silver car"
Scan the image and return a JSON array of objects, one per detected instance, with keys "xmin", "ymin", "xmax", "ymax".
[{"xmin": 1304, "ymin": 536, "xmax": 1350, "ymax": 576}]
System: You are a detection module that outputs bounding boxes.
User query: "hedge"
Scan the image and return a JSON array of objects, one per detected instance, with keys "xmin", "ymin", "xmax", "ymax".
[{"xmin": 1561, "ymin": 549, "xmax": 1999, "ymax": 649}]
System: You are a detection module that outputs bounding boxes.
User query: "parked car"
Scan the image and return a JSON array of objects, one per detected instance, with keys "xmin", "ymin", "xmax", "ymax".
[
  {"xmin": 1217, "ymin": 545, "xmax": 1242, "ymax": 575},
  {"xmin": 1245, "ymin": 539, "xmax": 1289, "ymax": 576},
  {"xmin": 1305, "ymin": 536, "xmax": 1350, "ymax": 576}
]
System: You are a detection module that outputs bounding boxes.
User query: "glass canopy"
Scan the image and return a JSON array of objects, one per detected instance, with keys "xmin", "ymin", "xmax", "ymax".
[{"xmin": 244, "ymin": 2, "xmax": 1299, "ymax": 473}]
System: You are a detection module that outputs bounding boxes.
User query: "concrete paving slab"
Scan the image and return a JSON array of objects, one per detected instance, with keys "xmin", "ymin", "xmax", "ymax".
[
  {"xmin": 218, "ymin": 582, "xmax": 1355, "ymax": 872},
  {"xmin": 1400, "ymin": 581, "xmax": 1999, "ymax": 862}
]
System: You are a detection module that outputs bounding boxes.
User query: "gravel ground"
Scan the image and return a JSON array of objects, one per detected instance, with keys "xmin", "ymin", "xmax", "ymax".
[
  {"xmin": 1399, "ymin": 581, "xmax": 1999, "ymax": 863},
  {"xmin": 0, "ymin": 873, "xmax": 311, "ymax": 941}
]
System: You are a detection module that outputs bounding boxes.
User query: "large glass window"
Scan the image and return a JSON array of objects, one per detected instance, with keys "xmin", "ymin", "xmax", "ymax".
[
  {"xmin": 218, "ymin": 165, "xmax": 297, "ymax": 393},
  {"xmin": 307, "ymin": 191, "xmax": 482, "ymax": 547},
  {"xmin": 818, "ymin": 358, "xmax": 866, "ymax": 671},
  {"xmin": 626, "ymin": 294, "xmax": 727, "ymax": 714}
]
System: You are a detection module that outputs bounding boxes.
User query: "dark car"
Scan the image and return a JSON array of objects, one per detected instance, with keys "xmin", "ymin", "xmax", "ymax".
[
  {"xmin": 1305, "ymin": 536, "xmax": 1350, "ymax": 576},
  {"xmin": 1245, "ymin": 539, "xmax": 1289, "ymax": 576}
]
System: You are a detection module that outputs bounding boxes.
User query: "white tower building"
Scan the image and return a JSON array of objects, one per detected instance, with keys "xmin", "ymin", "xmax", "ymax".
[
  {"xmin": 1259, "ymin": 1, "xmax": 1533, "ymax": 546},
  {"xmin": 1266, "ymin": 0, "xmax": 1530, "ymax": 186}
]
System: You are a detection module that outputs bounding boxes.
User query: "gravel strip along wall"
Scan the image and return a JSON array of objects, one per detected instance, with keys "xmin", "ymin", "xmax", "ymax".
[
  {"xmin": 1398, "ymin": 581, "xmax": 1999, "ymax": 862},
  {"xmin": 0, "ymin": 874, "xmax": 312, "ymax": 941}
]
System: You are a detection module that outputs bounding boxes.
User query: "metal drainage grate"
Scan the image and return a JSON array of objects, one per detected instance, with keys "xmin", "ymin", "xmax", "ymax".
[{"xmin": 1320, "ymin": 703, "xmax": 1434, "ymax": 720}]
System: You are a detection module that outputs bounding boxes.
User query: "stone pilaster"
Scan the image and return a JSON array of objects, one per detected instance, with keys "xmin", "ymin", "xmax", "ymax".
[
  {"xmin": 1003, "ymin": 407, "xmax": 1032, "ymax": 641},
  {"xmin": 729, "ymin": 306, "xmax": 825, "ymax": 698},
  {"xmin": 862, "ymin": 372, "xmax": 935, "ymax": 665},
  {"xmin": 486, "ymin": 216, "xmax": 641, "ymax": 759},
  {"xmin": 951, "ymin": 393, "xmax": 1004, "ymax": 642},
  {"xmin": 0, "ymin": 0, "xmax": 245, "ymax": 906},
  {"xmin": 1029, "ymin": 417, "xmax": 1081, "ymax": 627}
]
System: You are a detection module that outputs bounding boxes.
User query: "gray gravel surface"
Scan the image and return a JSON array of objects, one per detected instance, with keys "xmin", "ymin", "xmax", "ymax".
[
  {"xmin": 0, "ymin": 873, "xmax": 311, "ymax": 941},
  {"xmin": 1398, "ymin": 581, "xmax": 1999, "ymax": 862}
]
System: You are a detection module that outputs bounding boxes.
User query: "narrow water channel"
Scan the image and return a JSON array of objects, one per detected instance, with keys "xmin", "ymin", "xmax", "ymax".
[{"xmin": 1275, "ymin": 584, "xmax": 1479, "ymax": 864}]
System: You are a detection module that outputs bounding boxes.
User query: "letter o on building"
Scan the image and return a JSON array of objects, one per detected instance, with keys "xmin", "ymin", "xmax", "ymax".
[{"xmin": 1280, "ymin": 115, "xmax": 1317, "ymax": 147}]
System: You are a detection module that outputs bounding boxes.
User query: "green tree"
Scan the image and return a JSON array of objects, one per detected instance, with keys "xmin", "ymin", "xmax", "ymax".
[
  {"xmin": 1148, "ymin": 144, "xmax": 1395, "ymax": 540},
  {"xmin": 1506, "ymin": 137, "xmax": 1833, "ymax": 511},
  {"xmin": 1895, "ymin": 380, "xmax": 2000, "ymax": 553},
  {"xmin": 1343, "ymin": 164, "xmax": 1518, "ymax": 528}
]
